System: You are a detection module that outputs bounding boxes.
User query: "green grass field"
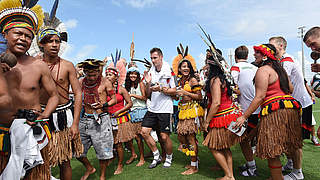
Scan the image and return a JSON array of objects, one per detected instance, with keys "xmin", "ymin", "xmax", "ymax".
[{"xmin": 52, "ymin": 102, "xmax": 320, "ymax": 179}]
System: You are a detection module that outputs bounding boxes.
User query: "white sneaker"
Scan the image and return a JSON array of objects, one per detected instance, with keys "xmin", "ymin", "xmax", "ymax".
[{"xmin": 284, "ymin": 172, "xmax": 304, "ymax": 180}]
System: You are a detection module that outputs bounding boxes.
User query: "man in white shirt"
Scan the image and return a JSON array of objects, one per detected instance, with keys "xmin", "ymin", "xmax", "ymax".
[
  {"xmin": 141, "ymin": 48, "xmax": 176, "ymax": 169},
  {"xmin": 231, "ymin": 45, "xmax": 259, "ymax": 177},
  {"xmin": 304, "ymin": 26, "xmax": 320, "ymax": 144},
  {"xmin": 270, "ymin": 36, "xmax": 312, "ymax": 180}
]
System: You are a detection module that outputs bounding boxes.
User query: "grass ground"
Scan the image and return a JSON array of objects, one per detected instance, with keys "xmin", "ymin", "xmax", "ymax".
[{"xmin": 52, "ymin": 101, "xmax": 320, "ymax": 179}]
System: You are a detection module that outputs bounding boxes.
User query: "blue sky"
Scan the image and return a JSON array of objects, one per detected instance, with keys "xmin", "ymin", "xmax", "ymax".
[{"xmin": 37, "ymin": 0, "xmax": 320, "ymax": 81}]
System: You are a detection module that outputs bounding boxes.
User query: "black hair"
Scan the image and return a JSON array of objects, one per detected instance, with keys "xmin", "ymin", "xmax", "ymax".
[
  {"xmin": 125, "ymin": 71, "xmax": 141, "ymax": 92},
  {"xmin": 261, "ymin": 44, "xmax": 290, "ymax": 94},
  {"xmin": 178, "ymin": 59, "xmax": 195, "ymax": 77},
  {"xmin": 205, "ymin": 59, "xmax": 232, "ymax": 97}
]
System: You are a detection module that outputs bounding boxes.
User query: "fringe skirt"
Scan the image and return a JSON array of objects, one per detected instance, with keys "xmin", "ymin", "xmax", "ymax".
[
  {"xmin": 48, "ymin": 128, "xmax": 84, "ymax": 167},
  {"xmin": 23, "ymin": 142, "xmax": 51, "ymax": 180},
  {"xmin": 131, "ymin": 122, "xmax": 142, "ymax": 135},
  {"xmin": 256, "ymin": 108, "xmax": 302, "ymax": 159},
  {"xmin": 177, "ymin": 118, "xmax": 199, "ymax": 135},
  {"xmin": 202, "ymin": 127, "xmax": 243, "ymax": 150},
  {"xmin": 113, "ymin": 121, "xmax": 136, "ymax": 144}
]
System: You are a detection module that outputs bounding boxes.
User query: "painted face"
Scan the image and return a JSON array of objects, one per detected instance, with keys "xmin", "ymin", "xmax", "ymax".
[
  {"xmin": 254, "ymin": 50, "xmax": 264, "ymax": 64},
  {"xmin": 305, "ymin": 35, "xmax": 320, "ymax": 53},
  {"xmin": 40, "ymin": 35, "xmax": 61, "ymax": 57},
  {"xmin": 179, "ymin": 61, "xmax": 190, "ymax": 76},
  {"xmin": 150, "ymin": 52, "xmax": 162, "ymax": 71},
  {"xmin": 4, "ymin": 28, "xmax": 33, "ymax": 57},
  {"xmin": 106, "ymin": 71, "xmax": 117, "ymax": 84},
  {"xmin": 84, "ymin": 69, "xmax": 100, "ymax": 83},
  {"xmin": 129, "ymin": 72, "xmax": 138, "ymax": 82}
]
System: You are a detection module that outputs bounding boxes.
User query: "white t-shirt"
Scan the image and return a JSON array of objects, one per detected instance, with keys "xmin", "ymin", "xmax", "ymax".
[
  {"xmin": 148, "ymin": 61, "xmax": 176, "ymax": 113},
  {"xmin": 231, "ymin": 61, "xmax": 260, "ymax": 114},
  {"xmin": 281, "ymin": 54, "xmax": 313, "ymax": 108}
]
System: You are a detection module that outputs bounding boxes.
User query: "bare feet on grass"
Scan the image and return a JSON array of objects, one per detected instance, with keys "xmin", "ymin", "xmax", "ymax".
[
  {"xmin": 181, "ymin": 167, "xmax": 198, "ymax": 175},
  {"xmin": 114, "ymin": 166, "xmax": 123, "ymax": 175},
  {"xmin": 136, "ymin": 159, "xmax": 145, "ymax": 167},
  {"xmin": 126, "ymin": 154, "xmax": 138, "ymax": 165},
  {"xmin": 80, "ymin": 167, "xmax": 96, "ymax": 180}
]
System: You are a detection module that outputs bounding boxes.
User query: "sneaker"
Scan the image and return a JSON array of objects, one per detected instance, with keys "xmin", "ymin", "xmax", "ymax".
[
  {"xmin": 163, "ymin": 159, "xmax": 172, "ymax": 168},
  {"xmin": 238, "ymin": 163, "xmax": 248, "ymax": 171},
  {"xmin": 240, "ymin": 167, "xmax": 258, "ymax": 177},
  {"xmin": 148, "ymin": 157, "xmax": 162, "ymax": 169},
  {"xmin": 311, "ymin": 136, "xmax": 320, "ymax": 146},
  {"xmin": 284, "ymin": 172, "xmax": 304, "ymax": 180}
]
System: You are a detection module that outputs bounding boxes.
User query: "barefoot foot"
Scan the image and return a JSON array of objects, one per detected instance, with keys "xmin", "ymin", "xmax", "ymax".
[
  {"xmin": 114, "ymin": 166, "xmax": 123, "ymax": 175},
  {"xmin": 126, "ymin": 154, "xmax": 138, "ymax": 165},
  {"xmin": 181, "ymin": 168, "xmax": 198, "ymax": 175},
  {"xmin": 80, "ymin": 167, "xmax": 96, "ymax": 180},
  {"xmin": 136, "ymin": 159, "xmax": 145, "ymax": 167}
]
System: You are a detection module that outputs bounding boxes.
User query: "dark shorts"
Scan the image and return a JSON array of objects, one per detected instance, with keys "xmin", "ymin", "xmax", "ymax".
[
  {"xmin": 142, "ymin": 111, "xmax": 171, "ymax": 133},
  {"xmin": 302, "ymin": 105, "xmax": 313, "ymax": 139}
]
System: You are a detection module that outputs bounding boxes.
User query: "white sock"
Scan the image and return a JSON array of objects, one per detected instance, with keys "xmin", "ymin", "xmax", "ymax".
[
  {"xmin": 190, "ymin": 161, "xmax": 198, "ymax": 168},
  {"xmin": 247, "ymin": 160, "xmax": 256, "ymax": 168},
  {"xmin": 166, "ymin": 153, "xmax": 173, "ymax": 162},
  {"xmin": 153, "ymin": 149, "xmax": 160, "ymax": 160},
  {"xmin": 163, "ymin": 153, "xmax": 173, "ymax": 167}
]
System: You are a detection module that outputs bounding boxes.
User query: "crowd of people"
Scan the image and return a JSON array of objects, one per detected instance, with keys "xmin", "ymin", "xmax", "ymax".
[{"xmin": 0, "ymin": 0, "xmax": 320, "ymax": 180}]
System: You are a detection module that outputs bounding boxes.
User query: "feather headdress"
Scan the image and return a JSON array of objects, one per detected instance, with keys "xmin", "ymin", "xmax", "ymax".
[
  {"xmin": 0, "ymin": 0, "xmax": 44, "ymax": 35},
  {"xmin": 28, "ymin": 0, "xmax": 68, "ymax": 57},
  {"xmin": 128, "ymin": 33, "xmax": 152, "ymax": 69},
  {"xmin": 107, "ymin": 49, "xmax": 127, "ymax": 85},
  {"xmin": 172, "ymin": 43, "xmax": 197, "ymax": 76},
  {"xmin": 198, "ymin": 24, "xmax": 241, "ymax": 111}
]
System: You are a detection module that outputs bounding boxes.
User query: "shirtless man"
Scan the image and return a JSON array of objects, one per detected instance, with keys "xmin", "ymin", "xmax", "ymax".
[
  {"xmin": 0, "ymin": 13, "xmax": 59, "ymax": 180},
  {"xmin": 38, "ymin": 29, "xmax": 82, "ymax": 180},
  {"xmin": 76, "ymin": 59, "xmax": 116, "ymax": 180},
  {"xmin": 0, "ymin": 65, "xmax": 12, "ymax": 114}
]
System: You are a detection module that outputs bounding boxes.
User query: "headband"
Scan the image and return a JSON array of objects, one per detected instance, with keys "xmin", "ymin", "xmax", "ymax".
[
  {"xmin": 106, "ymin": 67, "xmax": 119, "ymax": 77},
  {"xmin": 38, "ymin": 29, "xmax": 60, "ymax": 43},
  {"xmin": 253, "ymin": 44, "xmax": 277, "ymax": 60}
]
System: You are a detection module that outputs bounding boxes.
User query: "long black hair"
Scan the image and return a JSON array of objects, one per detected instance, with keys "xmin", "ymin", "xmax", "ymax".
[
  {"xmin": 178, "ymin": 59, "xmax": 196, "ymax": 87},
  {"xmin": 261, "ymin": 44, "xmax": 290, "ymax": 94},
  {"xmin": 125, "ymin": 71, "xmax": 141, "ymax": 92},
  {"xmin": 205, "ymin": 60, "xmax": 233, "ymax": 97}
]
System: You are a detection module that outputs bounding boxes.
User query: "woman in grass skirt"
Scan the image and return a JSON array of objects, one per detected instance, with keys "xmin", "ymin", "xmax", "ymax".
[
  {"xmin": 106, "ymin": 67, "xmax": 136, "ymax": 175},
  {"xmin": 235, "ymin": 44, "xmax": 302, "ymax": 180},
  {"xmin": 125, "ymin": 66, "xmax": 148, "ymax": 166},
  {"xmin": 202, "ymin": 57, "xmax": 243, "ymax": 180},
  {"xmin": 173, "ymin": 50, "xmax": 204, "ymax": 175}
]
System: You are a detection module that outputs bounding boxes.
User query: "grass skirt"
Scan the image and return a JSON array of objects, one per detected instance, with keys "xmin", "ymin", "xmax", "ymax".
[
  {"xmin": 113, "ymin": 121, "xmax": 136, "ymax": 144},
  {"xmin": 177, "ymin": 118, "xmax": 199, "ymax": 135},
  {"xmin": 202, "ymin": 127, "xmax": 243, "ymax": 150},
  {"xmin": 131, "ymin": 122, "xmax": 142, "ymax": 135},
  {"xmin": 256, "ymin": 108, "xmax": 302, "ymax": 159},
  {"xmin": 48, "ymin": 128, "xmax": 83, "ymax": 167},
  {"xmin": 23, "ymin": 143, "xmax": 50, "ymax": 180}
]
